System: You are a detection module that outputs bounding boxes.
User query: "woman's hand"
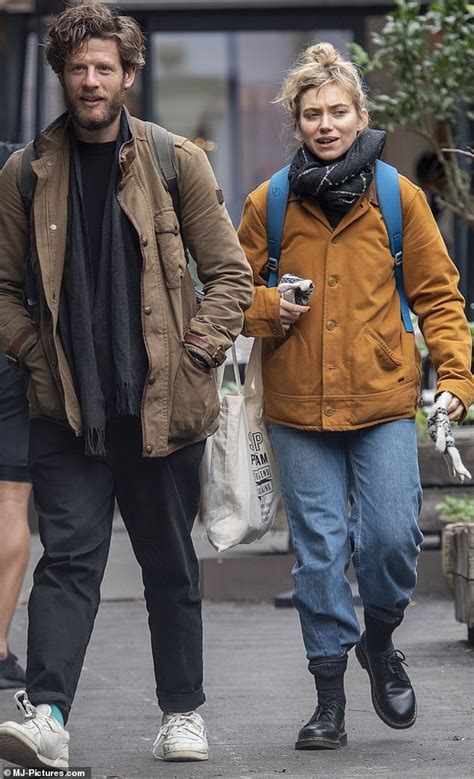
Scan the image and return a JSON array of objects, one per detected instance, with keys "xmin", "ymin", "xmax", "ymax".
[
  {"xmin": 280, "ymin": 298, "xmax": 310, "ymax": 331},
  {"xmin": 446, "ymin": 395, "xmax": 464, "ymax": 421}
]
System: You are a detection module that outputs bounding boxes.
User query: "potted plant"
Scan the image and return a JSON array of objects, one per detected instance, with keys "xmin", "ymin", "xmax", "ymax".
[{"xmin": 437, "ymin": 494, "xmax": 474, "ymax": 644}]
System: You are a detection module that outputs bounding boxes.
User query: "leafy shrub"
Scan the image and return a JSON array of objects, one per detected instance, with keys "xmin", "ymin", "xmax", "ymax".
[{"xmin": 436, "ymin": 494, "xmax": 474, "ymax": 523}]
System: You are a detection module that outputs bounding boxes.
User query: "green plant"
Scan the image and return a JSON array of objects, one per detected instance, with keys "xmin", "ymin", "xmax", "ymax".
[
  {"xmin": 351, "ymin": 0, "xmax": 474, "ymax": 227},
  {"xmin": 415, "ymin": 408, "xmax": 429, "ymax": 439},
  {"xmin": 436, "ymin": 493, "xmax": 474, "ymax": 522},
  {"xmin": 462, "ymin": 408, "xmax": 474, "ymax": 425}
]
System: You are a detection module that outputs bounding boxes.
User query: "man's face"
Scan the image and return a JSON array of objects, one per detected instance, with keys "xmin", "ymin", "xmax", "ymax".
[{"xmin": 61, "ymin": 37, "xmax": 135, "ymax": 138}]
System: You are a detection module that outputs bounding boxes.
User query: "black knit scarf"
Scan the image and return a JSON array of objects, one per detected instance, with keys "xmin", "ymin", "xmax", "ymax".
[
  {"xmin": 59, "ymin": 113, "xmax": 148, "ymax": 457},
  {"xmin": 288, "ymin": 128, "xmax": 386, "ymax": 214}
]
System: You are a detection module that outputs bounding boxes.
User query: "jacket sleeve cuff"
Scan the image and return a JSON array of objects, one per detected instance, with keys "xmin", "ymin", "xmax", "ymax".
[
  {"xmin": 242, "ymin": 286, "xmax": 284, "ymax": 338},
  {"xmin": 5, "ymin": 323, "xmax": 39, "ymax": 368},
  {"xmin": 435, "ymin": 381, "xmax": 474, "ymax": 423}
]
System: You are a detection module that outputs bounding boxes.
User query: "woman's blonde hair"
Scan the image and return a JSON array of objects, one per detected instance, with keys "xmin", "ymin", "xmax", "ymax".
[{"xmin": 276, "ymin": 42, "xmax": 368, "ymax": 127}]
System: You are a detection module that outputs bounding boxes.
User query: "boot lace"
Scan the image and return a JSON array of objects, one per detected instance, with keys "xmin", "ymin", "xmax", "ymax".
[
  {"xmin": 315, "ymin": 697, "xmax": 344, "ymax": 722},
  {"xmin": 383, "ymin": 649, "xmax": 409, "ymax": 680}
]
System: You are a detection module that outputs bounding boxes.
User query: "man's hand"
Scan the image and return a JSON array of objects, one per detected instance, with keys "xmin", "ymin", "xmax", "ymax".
[
  {"xmin": 427, "ymin": 391, "xmax": 471, "ymax": 482},
  {"xmin": 279, "ymin": 298, "xmax": 310, "ymax": 332}
]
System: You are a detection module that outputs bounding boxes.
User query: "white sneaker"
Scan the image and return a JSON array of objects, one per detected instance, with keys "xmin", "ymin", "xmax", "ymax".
[
  {"xmin": 0, "ymin": 690, "xmax": 69, "ymax": 768},
  {"xmin": 153, "ymin": 710, "xmax": 208, "ymax": 762}
]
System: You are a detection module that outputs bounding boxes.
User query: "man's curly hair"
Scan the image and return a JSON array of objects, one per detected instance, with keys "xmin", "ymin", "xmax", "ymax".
[{"xmin": 45, "ymin": 3, "xmax": 146, "ymax": 75}]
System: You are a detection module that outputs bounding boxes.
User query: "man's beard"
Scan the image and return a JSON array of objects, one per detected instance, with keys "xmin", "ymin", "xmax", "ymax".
[{"xmin": 64, "ymin": 85, "xmax": 125, "ymax": 132}]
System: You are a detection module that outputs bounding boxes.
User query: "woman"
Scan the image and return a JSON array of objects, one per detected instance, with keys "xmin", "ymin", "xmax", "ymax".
[{"xmin": 238, "ymin": 44, "xmax": 473, "ymax": 750}]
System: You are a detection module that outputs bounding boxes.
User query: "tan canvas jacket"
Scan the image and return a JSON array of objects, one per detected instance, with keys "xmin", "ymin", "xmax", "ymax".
[
  {"xmin": 238, "ymin": 175, "xmax": 474, "ymax": 431},
  {"xmin": 0, "ymin": 111, "xmax": 253, "ymax": 456}
]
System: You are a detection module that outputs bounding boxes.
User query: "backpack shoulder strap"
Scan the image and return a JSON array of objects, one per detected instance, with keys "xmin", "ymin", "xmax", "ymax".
[
  {"xmin": 267, "ymin": 164, "xmax": 291, "ymax": 288},
  {"xmin": 18, "ymin": 140, "xmax": 36, "ymax": 218},
  {"xmin": 375, "ymin": 159, "xmax": 413, "ymax": 334},
  {"xmin": 145, "ymin": 121, "xmax": 181, "ymax": 226}
]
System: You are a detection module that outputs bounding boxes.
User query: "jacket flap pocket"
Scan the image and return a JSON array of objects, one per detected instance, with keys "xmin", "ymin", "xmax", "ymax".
[
  {"xmin": 154, "ymin": 207, "xmax": 180, "ymax": 236},
  {"xmin": 154, "ymin": 208, "xmax": 185, "ymax": 288}
]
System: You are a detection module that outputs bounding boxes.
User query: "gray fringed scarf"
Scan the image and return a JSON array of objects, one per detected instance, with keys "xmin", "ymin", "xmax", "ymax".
[
  {"xmin": 288, "ymin": 128, "xmax": 386, "ymax": 214},
  {"xmin": 59, "ymin": 113, "xmax": 148, "ymax": 457}
]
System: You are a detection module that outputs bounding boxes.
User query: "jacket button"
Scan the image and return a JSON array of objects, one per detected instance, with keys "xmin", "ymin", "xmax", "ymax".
[
  {"xmin": 328, "ymin": 276, "xmax": 338, "ymax": 287},
  {"xmin": 49, "ymin": 223, "xmax": 57, "ymax": 231},
  {"xmin": 148, "ymin": 375, "xmax": 155, "ymax": 385},
  {"xmin": 142, "ymin": 237, "xmax": 149, "ymax": 247},
  {"xmin": 145, "ymin": 444, "xmax": 153, "ymax": 454},
  {"xmin": 144, "ymin": 306, "xmax": 152, "ymax": 315},
  {"xmin": 327, "ymin": 320, "xmax": 336, "ymax": 331},
  {"xmin": 325, "ymin": 406, "xmax": 335, "ymax": 416}
]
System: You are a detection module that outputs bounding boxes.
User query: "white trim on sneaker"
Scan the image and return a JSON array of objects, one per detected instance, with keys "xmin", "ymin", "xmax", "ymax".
[
  {"xmin": 153, "ymin": 710, "xmax": 208, "ymax": 762},
  {"xmin": 0, "ymin": 690, "xmax": 69, "ymax": 768}
]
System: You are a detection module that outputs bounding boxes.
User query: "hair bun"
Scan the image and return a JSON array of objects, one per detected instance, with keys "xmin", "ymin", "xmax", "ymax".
[{"xmin": 303, "ymin": 43, "xmax": 339, "ymax": 67}]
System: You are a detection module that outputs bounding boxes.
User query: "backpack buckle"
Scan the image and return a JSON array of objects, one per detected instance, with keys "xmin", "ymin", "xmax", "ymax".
[
  {"xmin": 394, "ymin": 250, "xmax": 403, "ymax": 266},
  {"xmin": 268, "ymin": 257, "xmax": 278, "ymax": 272}
]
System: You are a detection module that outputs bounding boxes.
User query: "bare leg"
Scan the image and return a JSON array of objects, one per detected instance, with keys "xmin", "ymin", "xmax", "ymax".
[{"xmin": 0, "ymin": 481, "xmax": 31, "ymax": 659}]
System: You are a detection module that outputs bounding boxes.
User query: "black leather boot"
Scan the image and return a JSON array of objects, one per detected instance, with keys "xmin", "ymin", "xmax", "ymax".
[
  {"xmin": 356, "ymin": 631, "xmax": 416, "ymax": 729},
  {"xmin": 295, "ymin": 699, "xmax": 347, "ymax": 750}
]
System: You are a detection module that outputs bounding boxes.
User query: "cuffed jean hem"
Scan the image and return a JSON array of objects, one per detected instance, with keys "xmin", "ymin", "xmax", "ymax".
[
  {"xmin": 157, "ymin": 688, "xmax": 205, "ymax": 713},
  {"xmin": 27, "ymin": 692, "xmax": 70, "ymax": 724},
  {"xmin": 308, "ymin": 653, "xmax": 348, "ymax": 673}
]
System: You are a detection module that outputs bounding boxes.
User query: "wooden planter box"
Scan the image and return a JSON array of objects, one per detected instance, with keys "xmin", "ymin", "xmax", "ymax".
[{"xmin": 442, "ymin": 522, "xmax": 474, "ymax": 644}]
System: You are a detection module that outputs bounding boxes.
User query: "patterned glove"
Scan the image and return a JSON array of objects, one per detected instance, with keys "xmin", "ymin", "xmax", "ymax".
[
  {"xmin": 278, "ymin": 273, "xmax": 314, "ymax": 306},
  {"xmin": 427, "ymin": 391, "xmax": 471, "ymax": 482}
]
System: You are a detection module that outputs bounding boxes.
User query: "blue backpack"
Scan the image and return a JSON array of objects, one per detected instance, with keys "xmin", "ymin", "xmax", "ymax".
[{"xmin": 266, "ymin": 159, "xmax": 413, "ymax": 333}]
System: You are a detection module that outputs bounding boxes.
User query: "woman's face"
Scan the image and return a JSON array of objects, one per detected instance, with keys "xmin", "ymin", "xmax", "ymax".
[{"xmin": 298, "ymin": 84, "xmax": 367, "ymax": 161}]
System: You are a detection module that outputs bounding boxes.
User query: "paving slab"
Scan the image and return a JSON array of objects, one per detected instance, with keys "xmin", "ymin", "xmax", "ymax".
[{"xmin": 2, "ymin": 598, "xmax": 473, "ymax": 779}]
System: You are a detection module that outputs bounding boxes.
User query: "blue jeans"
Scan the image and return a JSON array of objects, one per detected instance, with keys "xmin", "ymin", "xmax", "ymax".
[{"xmin": 269, "ymin": 420, "xmax": 423, "ymax": 663}]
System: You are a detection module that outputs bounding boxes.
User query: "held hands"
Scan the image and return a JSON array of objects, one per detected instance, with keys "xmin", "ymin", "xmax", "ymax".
[{"xmin": 427, "ymin": 391, "xmax": 471, "ymax": 482}]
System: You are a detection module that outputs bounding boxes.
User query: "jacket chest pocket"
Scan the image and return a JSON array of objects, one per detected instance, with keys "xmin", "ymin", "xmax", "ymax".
[{"xmin": 154, "ymin": 207, "xmax": 186, "ymax": 288}]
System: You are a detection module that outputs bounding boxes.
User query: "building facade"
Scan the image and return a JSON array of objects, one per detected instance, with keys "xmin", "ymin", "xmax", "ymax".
[{"xmin": 0, "ymin": 0, "xmax": 472, "ymax": 315}]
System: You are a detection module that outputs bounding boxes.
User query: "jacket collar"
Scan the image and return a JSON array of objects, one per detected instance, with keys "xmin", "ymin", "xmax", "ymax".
[
  {"xmin": 287, "ymin": 177, "xmax": 380, "ymax": 234},
  {"xmin": 33, "ymin": 107, "xmax": 141, "ymax": 176}
]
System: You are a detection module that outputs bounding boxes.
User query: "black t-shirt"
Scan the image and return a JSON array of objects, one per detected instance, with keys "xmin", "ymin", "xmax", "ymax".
[{"xmin": 77, "ymin": 139, "xmax": 116, "ymax": 282}]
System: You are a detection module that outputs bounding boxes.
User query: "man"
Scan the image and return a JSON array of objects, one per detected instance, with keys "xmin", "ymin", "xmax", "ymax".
[
  {"xmin": 0, "ymin": 355, "xmax": 31, "ymax": 690},
  {"xmin": 0, "ymin": 143, "xmax": 31, "ymax": 693},
  {"xmin": 0, "ymin": 3, "xmax": 252, "ymax": 769}
]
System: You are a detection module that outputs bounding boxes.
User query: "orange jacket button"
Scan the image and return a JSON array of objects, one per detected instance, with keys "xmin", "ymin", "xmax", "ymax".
[
  {"xmin": 325, "ymin": 406, "xmax": 335, "ymax": 416},
  {"xmin": 328, "ymin": 276, "xmax": 338, "ymax": 287},
  {"xmin": 327, "ymin": 320, "xmax": 336, "ymax": 331}
]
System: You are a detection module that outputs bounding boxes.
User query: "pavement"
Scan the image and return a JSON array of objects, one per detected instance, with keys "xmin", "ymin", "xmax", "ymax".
[{"xmin": 1, "ymin": 525, "xmax": 473, "ymax": 779}]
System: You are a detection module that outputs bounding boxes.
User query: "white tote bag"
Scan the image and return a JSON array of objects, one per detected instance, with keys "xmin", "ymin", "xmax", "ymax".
[{"xmin": 206, "ymin": 339, "xmax": 281, "ymax": 553}]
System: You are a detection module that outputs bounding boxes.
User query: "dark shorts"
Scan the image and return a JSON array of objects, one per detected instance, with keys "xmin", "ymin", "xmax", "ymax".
[{"xmin": 0, "ymin": 353, "xmax": 31, "ymax": 483}]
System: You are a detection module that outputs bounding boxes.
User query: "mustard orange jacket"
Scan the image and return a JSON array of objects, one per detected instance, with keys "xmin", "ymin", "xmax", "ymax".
[{"xmin": 238, "ymin": 175, "xmax": 474, "ymax": 431}]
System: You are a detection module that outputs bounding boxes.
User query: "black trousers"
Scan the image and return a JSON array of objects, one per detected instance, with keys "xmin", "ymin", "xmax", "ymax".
[{"xmin": 26, "ymin": 416, "xmax": 206, "ymax": 723}]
